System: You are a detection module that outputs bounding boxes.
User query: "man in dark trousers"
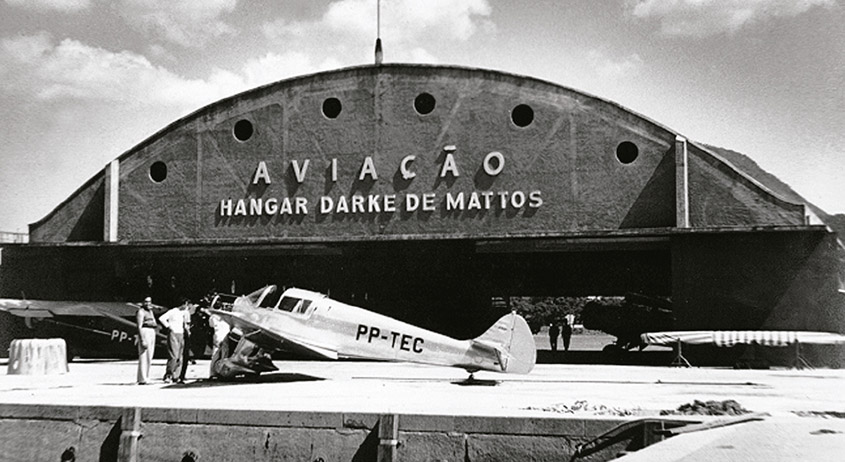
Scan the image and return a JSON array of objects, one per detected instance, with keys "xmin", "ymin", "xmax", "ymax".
[
  {"xmin": 562, "ymin": 319, "xmax": 573, "ymax": 352},
  {"xmin": 178, "ymin": 301, "xmax": 197, "ymax": 383},
  {"xmin": 159, "ymin": 297, "xmax": 190, "ymax": 383},
  {"xmin": 549, "ymin": 323, "xmax": 561, "ymax": 351}
]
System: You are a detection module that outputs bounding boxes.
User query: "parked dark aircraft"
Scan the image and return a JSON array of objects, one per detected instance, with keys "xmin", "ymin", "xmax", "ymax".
[
  {"xmin": 581, "ymin": 293, "xmax": 674, "ymax": 352},
  {"xmin": 0, "ymin": 298, "xmax": 168, "ymax": 360}
]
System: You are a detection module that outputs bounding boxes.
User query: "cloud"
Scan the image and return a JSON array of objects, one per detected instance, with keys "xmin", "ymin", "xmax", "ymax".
[
  {"xmin": 1, "ymin": 33, "xmax": 218, "ymax": 107},
  {"xmin": 240, "ymin": 52, "xmax": 344, "ymax": 88},
  {"xmin": 404, "ymin": 47, "xmax": 440, "ymax": 65},
  {"xmin": 146, "ymin": 43, "xmax": 176, "ymax": 62},
  {"xmin": 116, "ymin": 0, "xmax": 238, "ymax": 47},
  {"xmin": 0, "ymin": 32, "xmax": 341, "ymax": 111},
  {"xmin": 629, "ymin": 0, "xmax": 836, "ymax": 37},
  {"xmin": 326, "ymin": 0, "xmax": 492, "ymax": 42},
  {"xmin": 263, "ymin": 0, "xmax": 492, "ymax": 62},
  {"xmin": 588, "ymin": 50, "xmax": 643, "ymax": 80},
  {"xmin": 4, "ymin": 0, "xmax": 91, "ymax": 12},
  {"xmin": 1, "ymin": 32, "xmax": 54, "ymax": 63}
]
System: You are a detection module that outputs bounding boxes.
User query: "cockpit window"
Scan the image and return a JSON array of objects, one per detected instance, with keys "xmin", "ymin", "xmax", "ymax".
[
  {"xmin": 246, "ymin": 285, "xmax": 277, "ymax": 307},
  {"xmin": 278, "ymin": 296, "xmax": 312, "ymax": 314},
  {"xmin": 259, "ymin": 288, "xmax": 283, "ymax": 309}
]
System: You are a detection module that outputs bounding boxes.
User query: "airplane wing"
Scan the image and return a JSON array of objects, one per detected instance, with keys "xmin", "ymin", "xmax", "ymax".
[
  {"xmin": 0, "ymin": 298, "xmax": 169, "ymax": 318},
  {"xmin": 0, "ymin": 299, "xmax": 149, "ymax": 317},
  {"xmin": 210, "ymin": 309, "xmax": 338, "ymax": 360},
  {"xmin": 92, "ymin": 306, "xmax": 167, "ymax": 342},
  {"xmin": 0, "ymin": 298, "xmax": 168, "ymax": 342}
]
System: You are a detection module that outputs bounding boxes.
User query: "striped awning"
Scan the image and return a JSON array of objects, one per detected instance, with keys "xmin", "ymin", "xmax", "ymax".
[{"xmin": 641, "ymin": 330, "xmax": 845, "ymax": 348}]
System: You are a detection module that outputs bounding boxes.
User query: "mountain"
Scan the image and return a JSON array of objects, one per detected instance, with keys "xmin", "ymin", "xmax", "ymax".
[{"xmin": 703, "ymin": 144, "xmax": 844, "ymax": 240}]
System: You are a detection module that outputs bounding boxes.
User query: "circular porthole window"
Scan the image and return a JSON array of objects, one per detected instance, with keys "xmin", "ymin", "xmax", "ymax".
[
  {"xmin": 149, "ymin": 161, "xmax": 167, "ymax": 183},
  {"xmin": 322, "ymin": 97, "xmax": 342, "ymax": 119},
  {"xmin": 511, "ymin": 104, "xmax": 534, "ymax": 127},
  {"xmin": 233, "ymin": 119, "xmax": 254, "ymax": 142},
  {"xmin": 414, "ymin": 92, "xmax": 436, "ymax": 115},
  {"xmin": 616, "ymin": 141, "xmax": 639, "ymax": 164}
]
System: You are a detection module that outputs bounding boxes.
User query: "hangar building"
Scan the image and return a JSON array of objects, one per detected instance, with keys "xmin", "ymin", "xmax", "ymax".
[{"xmin": 1, "ymin": 65, "xmax": 842, "ymax": 364}]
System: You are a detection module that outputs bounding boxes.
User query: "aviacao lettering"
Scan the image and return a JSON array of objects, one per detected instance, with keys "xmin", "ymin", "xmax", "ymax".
[{"xmin": 250, "ymin": 150, "xmax": 507, "ymax": 186}]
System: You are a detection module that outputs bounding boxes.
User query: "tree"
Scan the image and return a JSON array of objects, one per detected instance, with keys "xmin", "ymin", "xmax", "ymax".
[{"xmin": 510, "ymin": 296, "xmax": 596, "ymax": 333}]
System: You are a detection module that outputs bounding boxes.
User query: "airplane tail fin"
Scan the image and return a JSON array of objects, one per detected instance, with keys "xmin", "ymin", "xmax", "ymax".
[{"xmin": 473, "ymin": 312, "xmax": 536, "ymax": 374}]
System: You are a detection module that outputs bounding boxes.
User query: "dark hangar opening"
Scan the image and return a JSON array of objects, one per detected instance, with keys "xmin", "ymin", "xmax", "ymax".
[{"xmin": 37, "ymin": 239, "xmax": 670, "ymax": 340}]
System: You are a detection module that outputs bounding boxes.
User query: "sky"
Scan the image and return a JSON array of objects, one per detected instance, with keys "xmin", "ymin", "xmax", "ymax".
[{"xmin": 0, "ymin": 0, "xmax": 842, "ymax": 233}]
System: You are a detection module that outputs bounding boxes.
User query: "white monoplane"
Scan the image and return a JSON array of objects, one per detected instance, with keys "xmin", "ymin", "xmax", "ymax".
[{"xmin": 208, "ymin": 286, "xmax": 536, "ymax": 379}]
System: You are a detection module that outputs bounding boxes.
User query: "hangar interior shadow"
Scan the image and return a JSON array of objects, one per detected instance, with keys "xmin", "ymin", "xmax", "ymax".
[
  {"xmin": 0, "ymin": 239, "xmax": 673, "ymax": 344},
  {"xmin": 108, "ymin": 240, "xmax": 673, "ymax": 340}
]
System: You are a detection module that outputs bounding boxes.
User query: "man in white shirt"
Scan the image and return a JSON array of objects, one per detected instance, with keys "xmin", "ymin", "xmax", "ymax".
[
  {"xmin": 207, "ymin": 312, "xmax": 231, "ymax": 377},
  {"xmin": 159, "ymin": 298, "xmax": 190, "ymax": 383}
]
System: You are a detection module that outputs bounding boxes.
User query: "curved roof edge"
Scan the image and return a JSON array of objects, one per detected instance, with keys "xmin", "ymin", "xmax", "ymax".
[
  {"xmin": 30, "ymin": 63, "xmax": 813, "ymax": 230},
  {"xmin": 29, "ymin": 167, "xmax": 105, "ymax": 231},
  {"xmin": 687, "ymin": 141, "xmax": 807, "ymax": 216}
]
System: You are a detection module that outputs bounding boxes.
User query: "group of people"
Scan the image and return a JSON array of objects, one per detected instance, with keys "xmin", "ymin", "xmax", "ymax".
[
  {"xmin": 135, "ymin": 296, "xmax": 230, "ymax": 385},
  {"xmin": 548, "ymin": 315, "xmax": 574, "ymax": 352}
]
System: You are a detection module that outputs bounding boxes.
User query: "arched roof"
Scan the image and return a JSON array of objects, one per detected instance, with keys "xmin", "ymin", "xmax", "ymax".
[{"xmin": 30, "ymin": 64, "xmax": 811, "ymax": 243}]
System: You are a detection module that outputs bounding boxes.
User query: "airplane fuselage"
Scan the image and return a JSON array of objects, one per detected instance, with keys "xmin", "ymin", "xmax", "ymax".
[{"xmin": 229, "ymin": 293, "xmax": 503, "ymax": 372}]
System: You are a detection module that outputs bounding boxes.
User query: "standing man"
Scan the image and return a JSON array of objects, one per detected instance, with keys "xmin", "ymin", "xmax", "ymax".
[
  {"xmin": 207, "ymin": 311, "xmax": 231, "ymax": 359},
  {"xmin": 206, "ymin": 310, "xmax": 231, "ymax": 377},
  {"xmin": 159, "ymin": 297, "xmax": 189, "ymax": 383},
  {"xmin": 562, "ymin": 318, "xmax": 573, "ymax": 352},
  {"xmin": 548, "ymin": 322, "xmax": 560, "ymax": 352},
  {"xmin": 135, "ymin": 297, "xmax": 157, "ymax": 385},
  {"xmin": 178, "ymin": 302, "xmax": 196, "ymax": 383}
]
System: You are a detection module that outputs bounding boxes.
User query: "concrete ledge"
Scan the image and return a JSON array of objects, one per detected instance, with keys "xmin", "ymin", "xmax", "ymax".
[
  {"xmin": 400, "ymin": 414, "xmax": 627, "ymax": 436},
  {"xmin": 0, "ymin": 403, "xmax": 629, "ymax": 434},
  {"xmin": 0, "ymin": 403, "xmax": 122, "ymax": 421},
  {"xmin": 193, "ymin": 408, "xmax": 345, "ymax": 428},
  {"xmin": 0, "ymin": 404, "xmax": 360, "ymax": 429},
  {"xmin": 0, "ymin": 403, "xmax": 635, "ymax": 461}
]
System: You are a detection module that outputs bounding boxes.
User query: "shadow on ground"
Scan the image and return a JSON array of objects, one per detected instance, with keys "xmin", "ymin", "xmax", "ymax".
[
  {"xmin": 538, "ymin": 350, "xmax": 674, "ymax": 366},
  {"xmin": 163, "ymin": 372, "xmax": 325, "ymax": 389}
]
